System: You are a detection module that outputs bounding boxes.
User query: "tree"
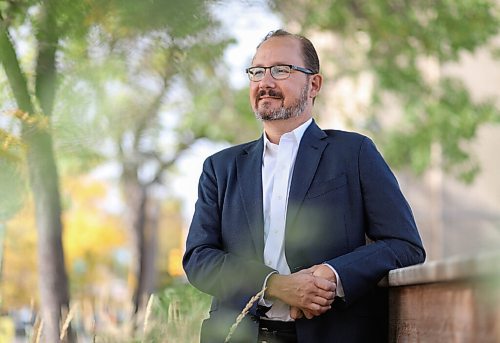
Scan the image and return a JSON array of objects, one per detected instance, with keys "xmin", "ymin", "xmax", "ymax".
[
  {"xmin": 270, "ymin": 0, "xmax": 500, "ymax": 182},
  {"xmin": 0, "ymin": 0, "xmax": 74, "ymax": 340},
  {"xmin": 0, "ymin": 0, "xmax": 253, "ymax": 340},
  {"xmin": 1, "ymin": 1, "xmax": 260, "ymax": 338},
  {"xmin": 54, "ymin": 17, "xmax": 259, "ymax": 315}
]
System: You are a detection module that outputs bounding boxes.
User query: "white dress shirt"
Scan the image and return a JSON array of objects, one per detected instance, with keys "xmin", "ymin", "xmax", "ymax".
[
  {"xmin": 259, "ymin": 119, "xmax": 344, "ymax": 321},
  {"xmin": 260, "ymin": 119, "xmax": 311, "ymax": 321}
]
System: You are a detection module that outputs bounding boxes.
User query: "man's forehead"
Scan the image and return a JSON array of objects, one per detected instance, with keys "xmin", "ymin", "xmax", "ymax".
[
  {"xmin": 259, "ymin": 35, "xmax": 299, "ymax": 47},
  {"xmin": 252, "ymin": 36, "xmax": 303, "ymax": 64}
]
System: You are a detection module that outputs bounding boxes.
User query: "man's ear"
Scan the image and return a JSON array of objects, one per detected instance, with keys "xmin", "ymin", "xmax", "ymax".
[{"xmin": 309, "ymin": 74, "xmax": 323, "ymax": 99}]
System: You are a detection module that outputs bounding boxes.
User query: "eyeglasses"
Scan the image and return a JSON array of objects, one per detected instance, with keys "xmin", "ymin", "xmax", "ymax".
[{"xmin": 245, "ymin": 64, "xmax": 315, "ymax": 82}]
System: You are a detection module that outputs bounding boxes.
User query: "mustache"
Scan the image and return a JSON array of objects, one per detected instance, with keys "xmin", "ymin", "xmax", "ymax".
[{"xmin": 258, "ymin": 89, "xmax": 283, "ymax": 99}]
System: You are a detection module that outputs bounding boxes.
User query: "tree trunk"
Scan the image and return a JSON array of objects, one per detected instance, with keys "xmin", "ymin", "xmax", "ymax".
[
  {"xmin": 24, "ymin": 128, "xmax": 72, "ymax": 343},
  {"xmin": 34, "ymin": 1, "xmax": 75, "ymax": 339},
  {"xmin": 0, "ymin": 13, "xmax": 73, "ymax": 342},
  {"xmin": 123, "ymin": 176, "xmax": 160, "ymax": 315},
  {"xmin": 135, "ymin": 190, "xmax": 159, "ymax": 313}
]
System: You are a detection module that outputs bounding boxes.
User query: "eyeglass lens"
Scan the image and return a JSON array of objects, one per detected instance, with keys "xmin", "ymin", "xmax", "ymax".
[{"xmin": 247, "ymin": 65, "xmax": 291, "ymax": 81}]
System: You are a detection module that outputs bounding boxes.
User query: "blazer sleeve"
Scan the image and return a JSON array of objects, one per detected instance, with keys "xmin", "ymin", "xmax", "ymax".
[
  {"xmin": 182, "ymin": 156, "xmax": 274, "ymax": 301},
  {"xmin": 327, "ymin": 137, "xmax": 425, "ymax": 305}
]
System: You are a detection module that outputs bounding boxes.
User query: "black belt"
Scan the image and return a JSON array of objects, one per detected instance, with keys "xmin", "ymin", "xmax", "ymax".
[
  {"xmin": 257, "ymin": 318, "xmax": 297, "ymax": 343},
  {"xmin": 259, "ymin": 319, "xmax": 296, "ymax": 332}
]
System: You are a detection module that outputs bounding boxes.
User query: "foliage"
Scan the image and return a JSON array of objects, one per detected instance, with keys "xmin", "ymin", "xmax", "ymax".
[
  {"xmin": 57, "ymin": 1, "xmax": 258, "ymax": 314},
  {"xmin": 32, "ymin": 0, "xmax": 260, "ymax": 188},
  {"xmin": 0, "ymin": 0, "xmax": 260, "ymax": 224},
  {"xmin": 62, "ymin": 177, "xmax": 127, "ymax": 297},
  {"xmin": 0, "ymin": 157, "xmax": 26, "ymax": 221},
  {"xmin": 0, "ymin": 0, "xmax": 258, "ymax": 211},
  {"xmin": 270, "ymin": 0, "xmax": 500, "ymax": 182},
  {"xmin": 1, "ymin": 201, "xmax": 38, "ymax": 309},
  {"xmin": 383, "ymin": 78, "xmax": 499, "ymax": 182},
  {"xmin": 1, "ymin": 0, "xmax": 258, "ymax": 335},
  {"xmin": 1, "ymin": 177, "xmax": 127, "ymax": 309},
  {"xmin": 0, "ymin": 316, "xmax": 15, "ymax": 342}
]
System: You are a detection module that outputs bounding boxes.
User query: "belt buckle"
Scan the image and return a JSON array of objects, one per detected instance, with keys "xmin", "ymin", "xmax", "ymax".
[{"xmin": 259, "ymin": 326, "xmax": 276, "ymax": 343}]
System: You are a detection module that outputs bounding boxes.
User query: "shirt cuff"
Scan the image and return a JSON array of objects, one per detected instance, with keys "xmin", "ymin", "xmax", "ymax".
[
  {"xmin": 322, "ymin": 263, "xmax": 345, "ymax": 298},
  {"xmin": 259, "ymin": 271, "xmax": 278, "ymax": 307}
]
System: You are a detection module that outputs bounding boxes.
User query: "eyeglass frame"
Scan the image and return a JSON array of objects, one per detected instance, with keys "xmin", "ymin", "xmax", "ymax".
[{"xmin": 245, "ymin": 64, "xmax": 315, "ymax": 82}]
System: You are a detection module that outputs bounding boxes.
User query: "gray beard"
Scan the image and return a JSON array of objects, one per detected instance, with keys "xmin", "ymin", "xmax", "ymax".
[{"xmin": 254, "ymin": 84, "xmax": 309, "ymax": 121}]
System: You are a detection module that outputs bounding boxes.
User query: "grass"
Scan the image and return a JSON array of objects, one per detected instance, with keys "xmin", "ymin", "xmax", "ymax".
[
  {"xmin": 141, "ymin": 282, "xmax": 211, "ymax": 343},
  {"xmin": 5, "ymin": 282, "xmax": 212, "ymax": 343},
  {"xmin": 91, "ymin": 282, "xmax": 211, "ymax": 342}
]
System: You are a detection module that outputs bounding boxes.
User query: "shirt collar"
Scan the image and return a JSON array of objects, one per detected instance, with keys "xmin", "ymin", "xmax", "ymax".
[{"xmin": 262, "ymin": 118, "xmax": 313, "ymax": 158}]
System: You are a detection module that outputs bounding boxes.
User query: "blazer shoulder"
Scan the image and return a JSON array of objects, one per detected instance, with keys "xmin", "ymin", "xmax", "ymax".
[
  {"xmin": 322, "ymin": 129, "xmax": 372, "ymax": 146},
  {"xmin": 208, "ymin": 138, "xmax": 261, "ymax": 163}
]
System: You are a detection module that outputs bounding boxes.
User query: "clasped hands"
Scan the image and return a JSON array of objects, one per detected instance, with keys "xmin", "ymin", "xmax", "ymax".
[{"xmin": 266, "ymin": 264, "xmax": 337, "ymax": 320}]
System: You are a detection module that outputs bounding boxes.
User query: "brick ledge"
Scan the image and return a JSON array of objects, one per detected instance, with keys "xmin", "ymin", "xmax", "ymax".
[{"xmin": 379, "ymin": 250, "xmax": 500, "ymax": 287}]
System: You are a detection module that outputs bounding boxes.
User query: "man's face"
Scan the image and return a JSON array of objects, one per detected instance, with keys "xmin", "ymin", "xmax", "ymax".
[{"xmin": 249, "ymin": 37, "xmax": 313, "ymax": 121}]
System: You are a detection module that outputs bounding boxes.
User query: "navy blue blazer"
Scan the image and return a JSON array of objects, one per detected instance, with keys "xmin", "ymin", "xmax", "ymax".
[{"xmin": 183, "ymin": 120, "xmax": 425, "ymax": 342}]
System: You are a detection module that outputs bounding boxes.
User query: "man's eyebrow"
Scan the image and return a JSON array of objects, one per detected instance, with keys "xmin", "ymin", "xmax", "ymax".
[{"xmin": 250, "ymin": 62, "xmax": 291, "ymax": 67}]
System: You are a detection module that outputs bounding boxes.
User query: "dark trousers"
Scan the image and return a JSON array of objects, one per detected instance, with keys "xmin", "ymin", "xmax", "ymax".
[{"xmin": 257, "ymin": 319, "xmax": 297, "ymax": 343}]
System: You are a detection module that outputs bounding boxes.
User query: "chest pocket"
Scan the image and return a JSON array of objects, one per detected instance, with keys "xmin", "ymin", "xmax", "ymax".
[{"xmin": 305, "ymin": 173, "xmax": 347, "ymax": 199}]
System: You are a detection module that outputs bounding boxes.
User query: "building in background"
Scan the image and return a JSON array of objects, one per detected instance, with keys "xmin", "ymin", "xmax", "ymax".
[{"xmin": 315, "ymin": 32, "xmax": 500, "ymax": 261}]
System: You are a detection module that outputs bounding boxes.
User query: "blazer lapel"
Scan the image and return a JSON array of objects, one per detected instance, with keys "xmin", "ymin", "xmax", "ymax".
[
  {"xmin": 287, "ymin": 121, "xmax": 328, "ymax": 227},
  {"xmin": 236, "ymin": 138, "xmax": 265, "ymax": 260}
]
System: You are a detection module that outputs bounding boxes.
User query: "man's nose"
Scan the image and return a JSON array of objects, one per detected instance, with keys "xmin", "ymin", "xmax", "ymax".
[{"xmin": 258, "ymin": 69, "xmax": 276, "ymax": 88}]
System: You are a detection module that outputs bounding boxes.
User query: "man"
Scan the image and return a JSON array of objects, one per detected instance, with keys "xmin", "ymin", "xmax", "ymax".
[{"xmin": 183, "ymin": 29, "xmax": 425, "ymax": 343}]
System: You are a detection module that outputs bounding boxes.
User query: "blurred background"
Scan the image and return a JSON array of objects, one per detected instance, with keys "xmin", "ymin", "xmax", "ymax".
[{"xmin": 0, "ymin": 0, "xmax": 499, "ymax": 341}]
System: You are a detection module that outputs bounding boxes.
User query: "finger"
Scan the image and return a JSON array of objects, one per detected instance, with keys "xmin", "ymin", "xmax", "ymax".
[
  {"xmin": 303, "ymin": 306, "xmax": 330, "ymax": 318},
  {"xmin": 305, "ymin": 302, "xmax": 331, "ymax": 313},
  {"xmin": 296, "ymin": 289, "xmax": 334, "ymax": 309},
  {"xmin": 313, "ymin": 289, "xmax": 336, "ymax": 301},
  {"xmin": 314, "ymin": 277, "xmax": 336, "ymax": 292},
  {"xmin": 309, "ymin": 305, "xmax": 331, "ymax": 317},
  {"xmin": 312, "ymin": 295, "xmax": 334, "ymax": 307},
  {"xmin": 290, "ymin": 306, "xmax": 303, "ymax": 319},
  {"xmin": 297, "ymin": 265, "xmax": 320, "ymax": 274},
  {"xmin": 303, "ymin": 309, "xmax": 315, "ymax": 319}
]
